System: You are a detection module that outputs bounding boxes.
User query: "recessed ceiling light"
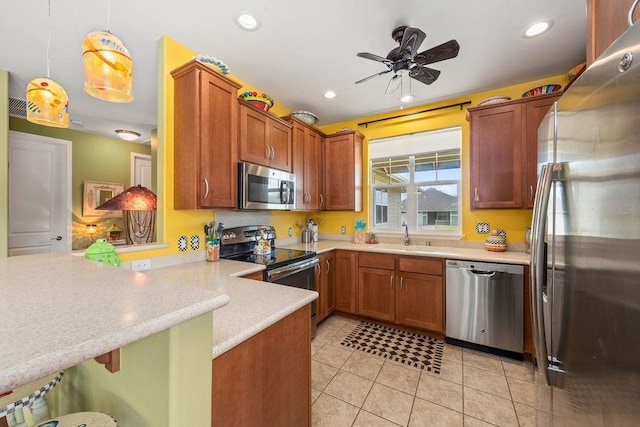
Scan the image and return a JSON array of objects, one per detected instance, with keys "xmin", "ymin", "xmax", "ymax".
[
  {"xmin": 324, "ymin": 90, "xmax": 336, "ymax": 99},
  {"xmin": 70, "ymin": 119, "xmax": 84, "ymax": 127},
  {"xmin": 115, "ymin": 129, "xmax": 141, "ymax": 141},
  {"xmin": 235, "ymin": 10, "xmax": 261, "ymax": 31},
  {"xmin": 523, "ymin": 20, "xmax": 553, "ymax": 38}
]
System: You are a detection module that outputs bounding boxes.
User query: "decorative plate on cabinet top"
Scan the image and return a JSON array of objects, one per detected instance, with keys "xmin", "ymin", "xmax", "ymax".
[
  {"xmin": 192, "ymin": 55, "xmax": 230, "ymax": 75},
  {"xmin": 291, "ymin": 110, "xmax": 319, "ymax": 125},
  {"xmin": 522, "ymin": 84, "xmax": 561, "ymax": 97},
  {"xmin": 476, "ymin": 95, "xmax": 511, "ymax": 106}
]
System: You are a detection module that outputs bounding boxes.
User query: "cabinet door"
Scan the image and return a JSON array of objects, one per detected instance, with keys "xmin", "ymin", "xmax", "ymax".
[
  {"xmin": 524, "ymin": 94, "xmax": 561, "ymax": 208},
  {"xmin": 469, "ymin": 103, "xmax": 523, "ymax": 209},
  {"xmin": 304, "ymin": 130, "xmax": 321, "ymax": 210},
  {"xmin": 292, "ymin": 124, "xmax": 307, "ymax": 210},
  {"xmin": 334, "ymin": 250, "xmax": 357, "ymax": 314},
  {"xmin": 200, "ymin": 72, "xmax": 239, "ymax": 208},
  {"xmin": 239, "ymin": 104, "xmax": 270, "ymax": 166},
  {"xmin": 358, "ymin": 267, "xmax": 395, "ymax": 322},
  {"xmin": 324, "ymin": 132, "xmax": 363, "ymax": 211},
  {"xmin": 316, "ymin": 253, "xmax": 327, "ymax": 322},
  {"xmin": 587, "ymin": 0, "xmax": 640, "ymax": 66},
  {"xmin": 269, "ymin": 120, "xmax": 292, "ymax": 172},
  {"xmin": 396, "ymin": 272, "xmax": 444, "ymax": 332},
  {"xmin": 324, "ymin": 252, "xmax": 336, "ymax": 315}
]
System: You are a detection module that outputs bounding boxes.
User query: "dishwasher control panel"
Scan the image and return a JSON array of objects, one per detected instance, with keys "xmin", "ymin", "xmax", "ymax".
[{"xmin": 445, "ymin": 259, "xmax": 524, "ymax": 275}]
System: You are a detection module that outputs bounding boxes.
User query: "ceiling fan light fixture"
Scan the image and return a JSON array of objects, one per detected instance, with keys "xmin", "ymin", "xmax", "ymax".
[
  {"xmin": 115, "ymin": 129, "xmax": 141, "ymax": 141},
  {"xmin": 523, "ymin": 20, "xmax": 553, "ymax": 38},
  {"xmin": 235, "ymin": 10, "xmax": 261, "ymax": 31},
  {"xmin": 323, "ymin": 90, "xmax": 336, "ymax": 99}
]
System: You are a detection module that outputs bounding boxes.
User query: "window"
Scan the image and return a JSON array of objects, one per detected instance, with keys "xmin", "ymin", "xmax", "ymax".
[{"xmin": 369, "ymin": 127, "xmax": 462, "ymax": 236}]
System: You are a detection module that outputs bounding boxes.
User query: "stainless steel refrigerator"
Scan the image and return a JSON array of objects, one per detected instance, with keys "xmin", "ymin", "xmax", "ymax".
[{"xmin": 530, "ymin": 21, "xmax": 640, "ymax": 426}]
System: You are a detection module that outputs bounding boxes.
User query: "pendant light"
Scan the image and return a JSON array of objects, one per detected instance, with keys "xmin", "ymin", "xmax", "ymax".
[
  {"xmin": 26, "ymin": 0, "xmax": 69, "ymax": 128},
  {"xmin": 82, "ymin": 0, "xmax": 133, "ymax": 102}
]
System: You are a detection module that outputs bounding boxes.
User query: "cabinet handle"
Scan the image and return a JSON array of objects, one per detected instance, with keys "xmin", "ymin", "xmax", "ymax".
[
  {"xmin": 325, "ymin": 259, "xmax": 330, "ymax": 274},
  {"xmin": 315, "ymin": 263, "xmax": 321, "ymax": 275},
  {"xmin": 307, "ymin": 192, "xmax": 311, "ymax": 205},
  {"xmin": 474, "ymin": 187, "xmax": 479, "ymax": 202},
  {"xmin": 269, "ymin": 145, "xmax": 275, "ymax": 160},
  {"xmin": 390, "ymin": 275, "xmax": 394, "ymax": 289},
  {"xmin": 203, "ymin": 178, "xmax": 210, "ymax": 199},
  {"xmin": 265, "ymin": 145, "xmax": 270, "ymax": 160},
  {"xmin": 400, "ymin": 277, "xmax": 404, "ymax": 291},
  {"xmin": 530, "ymin": 184, "xmax": 534, "ymax": 202},
  {"xmin": 319, "ymin": 194, "xmax": 324, "ymax": 208}
]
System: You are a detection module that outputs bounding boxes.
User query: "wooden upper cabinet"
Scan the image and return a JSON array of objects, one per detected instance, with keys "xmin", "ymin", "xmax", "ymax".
[
  {"xmin": 323, "ymin": 131, "xmax": 364, "ymax": 211},
  {"xmin": 524, "ymin": 94, "xmax": 561, "ymax": 208},
  {"xmin": 469, "ymin": 92, "xmax": 561, "ymax": 210},
  {"xmin": 171, "ymin": 60, "xmax": 241, "ymax": 209},
  {"xmin": 469, "ymin": 102, "xmax": 523, "ymax": 209},
  {"xmin": 239, "ymin": 102, "xmax": 293, "ymax": 172},
  {"xmin": 286, "ymin": 117, "xmax": 323, "ymax": 210},
  {"xmin": 587, "ymin": 0, "xmax": 640, "ymax": 66}
]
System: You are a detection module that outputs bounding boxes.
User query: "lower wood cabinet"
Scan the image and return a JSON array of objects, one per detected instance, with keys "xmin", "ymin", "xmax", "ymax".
[
  {"xmin": 358, "ymin": 267, "xmax": 395, "ymax": 322},
  {"xmin": 334, "ymin": 250, "xmax": 358, "ymax": 314},
  {"xmin": 241, "ymin": 271, "xmax": 264, "ymax": 281},
  {"xmin": 212, "ymin": 305, "xmax": 311, "ymax": 426},
  {"xmin": 357, "ymin": 252, "xmax": 445, "ymax": 334},
  {"xmin": 316, "ymin": 251, "xmax": 335, "ymax": 323}
]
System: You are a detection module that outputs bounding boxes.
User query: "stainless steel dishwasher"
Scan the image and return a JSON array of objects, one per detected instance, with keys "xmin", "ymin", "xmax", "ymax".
[{"xmin": 446, "ymin": 259, "xmax": 524, "ymax": 355}]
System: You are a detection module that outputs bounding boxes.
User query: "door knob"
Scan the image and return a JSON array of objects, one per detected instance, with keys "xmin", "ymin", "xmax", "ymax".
[{"xmin": 51, "ymin": 235, "xmax": 62, "ymax": 241}]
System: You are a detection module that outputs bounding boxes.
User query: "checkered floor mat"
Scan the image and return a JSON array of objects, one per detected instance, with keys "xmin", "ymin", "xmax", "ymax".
[{"xmin": 340, "ymin": 321, "xmax": 444, "ymax": 373}]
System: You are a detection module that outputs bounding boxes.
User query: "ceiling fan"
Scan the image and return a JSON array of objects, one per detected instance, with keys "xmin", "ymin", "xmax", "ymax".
[{"xmin": 355, "ymin": 26, "xmax": 460, "ymax": 95}]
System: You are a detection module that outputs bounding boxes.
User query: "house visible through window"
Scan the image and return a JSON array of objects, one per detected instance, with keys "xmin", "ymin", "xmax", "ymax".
[{"xmin": 369, "ymin": 127, "xmax": 462, "ymax": 236}]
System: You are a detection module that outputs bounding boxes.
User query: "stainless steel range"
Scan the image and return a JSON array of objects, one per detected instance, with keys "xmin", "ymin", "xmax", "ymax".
[{"xmin": 219, "ymin": 225, "xmax": 318, "ymax": 336}]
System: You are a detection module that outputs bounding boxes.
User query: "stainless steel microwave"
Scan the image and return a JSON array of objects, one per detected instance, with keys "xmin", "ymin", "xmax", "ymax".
[{"xmin": 238, "ymin": 162, "xmax": 295, "ymax": 210}]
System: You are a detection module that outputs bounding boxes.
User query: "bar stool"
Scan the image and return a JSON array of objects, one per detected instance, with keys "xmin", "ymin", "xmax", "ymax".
[
  {"xmin": 36, "ymin": 412, "xmax": 116, "ymax": 426},
  {"xmin": 0, "ymin": 372, "xmax": 63, "ymax": 426}
]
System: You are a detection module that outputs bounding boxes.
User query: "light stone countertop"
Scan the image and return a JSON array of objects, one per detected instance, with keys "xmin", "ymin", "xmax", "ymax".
[
  {"xmin": 0, "ymin": 253, "xmax": 229, "ymax": 395},
  {"xmin": 280, "ymin": 240, "xmax": 530, "ymax": 265},
  {"xmin": 145, "ymin": 260, "xmax": 318, "ymax": 359}
]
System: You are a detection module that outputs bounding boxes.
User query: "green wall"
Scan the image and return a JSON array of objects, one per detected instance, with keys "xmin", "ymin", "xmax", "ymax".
[
  {"xmin": 9, "ymin": 117, "xmax": 151, "ymax": 249},
  {"xmin": 0, "ymin": 70, "xmax": 8, "ymax": 257}
]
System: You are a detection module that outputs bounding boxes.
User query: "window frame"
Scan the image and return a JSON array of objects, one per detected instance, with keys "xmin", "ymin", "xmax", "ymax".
[{"xmin": 368, "ymin": 128, "xmax": 462, "ymax": 239}]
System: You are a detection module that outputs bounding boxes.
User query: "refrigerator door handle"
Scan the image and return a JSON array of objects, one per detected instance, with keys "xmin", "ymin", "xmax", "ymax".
[{"xmin": 530, "ymin": 162, "xmax": 555, "ymax": 385}]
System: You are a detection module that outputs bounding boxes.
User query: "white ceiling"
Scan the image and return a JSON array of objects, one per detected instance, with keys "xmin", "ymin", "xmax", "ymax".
[{"xmin": 0, "ymin": 0, "xmax": 587, "ymax": 142}]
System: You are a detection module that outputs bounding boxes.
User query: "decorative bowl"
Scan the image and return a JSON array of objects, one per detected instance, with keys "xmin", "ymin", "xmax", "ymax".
[
  {"xmin": 477, "ymin": 95, "xmax": 511, "ymax": 107},
  {"xmin": 522, "ymin": 84, "xmax": 561, "ymax": 98},
  {"xmin": 193, "ymin": 55, "xmax": 230, "ymax": 75},
  {"xmin": 484, "ymin": 242, "xmax": 507, "ymax": 252},
  {"xmin": 291, "ymin": 110, "xmax": 319, "ymax": 126},
  {"xmin": 239, "ymin": 91, "xmax": 275, "ymax": 112}
]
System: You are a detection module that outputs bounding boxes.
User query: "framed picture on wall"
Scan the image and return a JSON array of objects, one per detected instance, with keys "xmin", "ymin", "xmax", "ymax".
[{"xmin": 83, "ymin": 180, "xmax": 124, "ymax": 218}]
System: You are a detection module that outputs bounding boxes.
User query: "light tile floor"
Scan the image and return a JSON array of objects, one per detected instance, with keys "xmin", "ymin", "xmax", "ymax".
[{"xmin": 311, "ymin": 315, "xmax": 551, "ymax": 427}]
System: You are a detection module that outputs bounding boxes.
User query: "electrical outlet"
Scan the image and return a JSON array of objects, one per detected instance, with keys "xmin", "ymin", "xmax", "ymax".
[
  {"xmin": 341, "ymin": 226, "xmax": 347, "ymax": 235},
  {"xmin": 131, "ymin": 259, "xmax": 151, "ymax": 271}
]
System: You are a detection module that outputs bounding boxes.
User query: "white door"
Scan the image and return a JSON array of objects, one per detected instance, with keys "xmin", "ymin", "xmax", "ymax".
[
  {"xmin": 131, "ymin": 152, "xmax": 152, "ymax": 188},
  {"xmin": 8, "ymin": 131, "xmax": 72, "ymax": 256}
]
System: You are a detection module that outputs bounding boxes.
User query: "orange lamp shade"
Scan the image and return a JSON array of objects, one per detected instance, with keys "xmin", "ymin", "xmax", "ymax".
[
  {"xmin": 82, "ymin": 31, "xmax": 133, "ymax": 103},
  {"xmin": 26, "ymin": 78, "xmax": 69, "ymax": 128}
]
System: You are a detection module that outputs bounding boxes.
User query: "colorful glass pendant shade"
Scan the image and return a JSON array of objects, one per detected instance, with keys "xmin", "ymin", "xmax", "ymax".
[
  {"xmin": 82, "ymin": 31, "xmax": 133, "ymax": 103},
  {"xmin": 26, "ymin": 77, "xmax": 69, "ymax": 128}
]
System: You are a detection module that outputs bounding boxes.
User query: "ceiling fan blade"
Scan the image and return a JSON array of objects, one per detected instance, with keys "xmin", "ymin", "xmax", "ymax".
[
  {"xmin": 410, "ymin": 66, "xmax": 441, "ymax": 85},
  {"xmin": 385, "ymin": 74, "xmax": 401, "ymax": 94},
  {"xmin": 399, "ymin": 27, "xmax": 426, "ymax": 59},
  {"xmin": 414, "ymin": 39, "xmax": 460, "ymax": 65},
  {"xmin": 357, "ymin": 52, "xmax": 393, "ymax": 65},
  {"xmin": 355, "ymin": 69, "xmax": 392, "ymax": 84}
]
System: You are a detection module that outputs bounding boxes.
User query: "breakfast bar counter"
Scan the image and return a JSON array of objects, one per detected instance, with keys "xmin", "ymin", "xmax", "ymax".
[{"xmin": 0, "ymin": 253, "xmax": 228, "ymax": 395}]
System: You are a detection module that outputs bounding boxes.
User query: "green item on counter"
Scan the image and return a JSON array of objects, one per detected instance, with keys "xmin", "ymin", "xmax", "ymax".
[{"xmin": 84, "ymin": 238, "xmax": 121, "ymax": 267}]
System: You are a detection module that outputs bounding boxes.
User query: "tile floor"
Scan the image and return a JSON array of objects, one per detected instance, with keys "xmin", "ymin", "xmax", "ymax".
[{"xmin": 311, "ymin": 315, "xmax": 551, "ymax": 427}]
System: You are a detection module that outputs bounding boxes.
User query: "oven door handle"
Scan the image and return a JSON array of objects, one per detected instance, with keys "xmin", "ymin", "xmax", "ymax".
[{"xmin": 267, "ymin": 257, "xmax": 319, "ymax": 282}]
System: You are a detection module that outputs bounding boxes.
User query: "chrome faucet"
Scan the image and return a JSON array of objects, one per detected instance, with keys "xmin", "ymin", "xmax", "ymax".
[{"xmin": 402, "ymin": 222, "xmax": 409, "ymax": 246}]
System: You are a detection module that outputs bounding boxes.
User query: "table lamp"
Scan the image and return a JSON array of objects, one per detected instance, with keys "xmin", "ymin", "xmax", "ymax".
[{"xmin": 96, "ymin": 185, "xmax": 157, "ymax": 244}]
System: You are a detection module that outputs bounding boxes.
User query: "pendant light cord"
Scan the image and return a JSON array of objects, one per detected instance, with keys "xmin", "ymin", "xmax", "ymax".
[
  {"xmin": 46, "ymin": 0, "xmax": 51, "ymax": 78},
  {"xmin": 106, "ymin": 0, "xmax": 111, "ymax": 32}
]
